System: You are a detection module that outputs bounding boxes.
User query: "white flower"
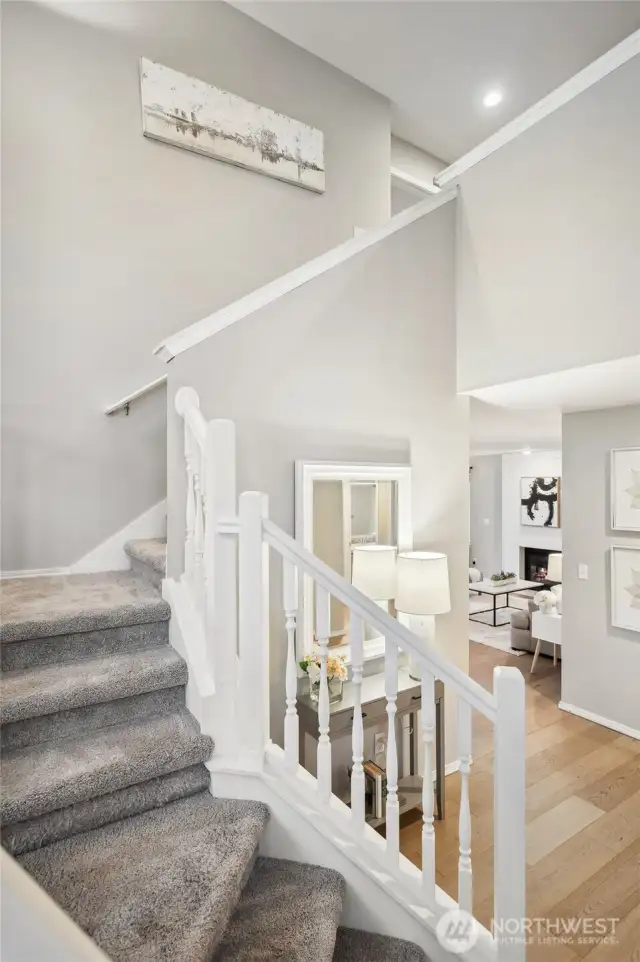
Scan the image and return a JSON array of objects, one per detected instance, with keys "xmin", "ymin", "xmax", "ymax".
[{"xmin": 307, "ymin": 661, "xmax": 321, "ymax": 684}]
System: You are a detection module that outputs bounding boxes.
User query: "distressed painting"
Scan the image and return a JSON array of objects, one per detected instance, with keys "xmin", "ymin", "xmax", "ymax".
[
  {"xmin": 140, "ymin": 58, "xmax": 325, "ymax": 192},
  {"xmin": 611, "ymin": 545, "xmax": 640, "ymax": 632},
  {"xmin": 520, "ymin": 477, "xmax": 561, "ymax": 528},
  {"xmin": 611, "ymin": 448, "xmax": 640, "ymax": 531}
]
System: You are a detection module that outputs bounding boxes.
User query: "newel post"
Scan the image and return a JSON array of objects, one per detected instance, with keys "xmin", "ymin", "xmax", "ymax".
[
  {"xmin": 238, "ymin": 491, "xmax": 270, "ymax": 767},
  {"xmin": 493, "ymin": 666, "xmax": 526, "ymax": 962},
  {"xmin": 206, "ymin": 419, "xmax": 238, "ymax": 758}
]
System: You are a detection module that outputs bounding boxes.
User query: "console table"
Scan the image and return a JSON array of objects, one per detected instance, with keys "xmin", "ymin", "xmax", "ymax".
[{"xmin": 297, "ymin": 668, "xmax": 445, "ymax": 824}]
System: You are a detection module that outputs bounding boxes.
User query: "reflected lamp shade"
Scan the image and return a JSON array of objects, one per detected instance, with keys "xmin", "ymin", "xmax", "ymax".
[
  {"xmin": 395, "ymin": 551, "xmax": 451, "ymax": 615},
  {"xmin": 547, "ymin": 553, "xmax": 562, "ymax": 583},
  {"xmin": 351, "ymin": 545, "xmax": 397, "ymax": 601}
]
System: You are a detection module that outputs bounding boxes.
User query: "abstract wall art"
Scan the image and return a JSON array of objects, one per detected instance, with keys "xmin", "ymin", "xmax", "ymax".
[
  {"xmin": 611, "ymin": 544, "xmax": 640, "ymax": 632},
  {"xmin": 140, "ymin": 58, "xmax": 325, "ymax": 192},
  {"xmin": 520, "ymin": 477, "xmax": 561, "ymax": 528},
  {"xmin": 610, "ymin": 448, "xmax": 640, "ymax": 532}
]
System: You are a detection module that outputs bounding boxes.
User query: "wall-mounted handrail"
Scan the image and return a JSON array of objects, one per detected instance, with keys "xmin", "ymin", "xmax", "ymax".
[{"xmin": 104, "ymin": 375, "xmax": 167, "ymax": 416}]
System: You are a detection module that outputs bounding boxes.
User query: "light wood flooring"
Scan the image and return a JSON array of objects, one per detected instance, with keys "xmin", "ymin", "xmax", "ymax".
[{"xmin": 399, "ymin": 643, "xmax": 640, "ymax": 961}]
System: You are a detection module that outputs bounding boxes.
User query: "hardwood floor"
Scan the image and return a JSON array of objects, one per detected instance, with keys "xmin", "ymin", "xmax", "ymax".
[{"xmin": 399, "ymin": 643, "xmax": 640, "ymax": 960}]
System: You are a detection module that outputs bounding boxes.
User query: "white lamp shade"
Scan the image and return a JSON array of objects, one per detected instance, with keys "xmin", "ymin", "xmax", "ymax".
[
  {"xmin": 351, "ymin": 545, "xmax": 397, "ymax": 601},
  {"xmin": 395, "ymin": 551, "xmax": 451, "ymax": 615},
  {"xmin": 547, "ymin": 553, "xmax": 562, "ymax": 583}
]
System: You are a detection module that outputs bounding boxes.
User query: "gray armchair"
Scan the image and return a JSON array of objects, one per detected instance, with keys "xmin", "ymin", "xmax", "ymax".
[{"xmin": 510, "ymin": 599, "xmax": 557, "ymax": 658}]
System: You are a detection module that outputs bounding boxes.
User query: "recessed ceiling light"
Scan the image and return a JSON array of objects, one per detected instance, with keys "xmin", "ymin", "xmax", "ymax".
[
  {"xmin": 483, "ymin": 89, "xmax": 503, "ymax": 108},
  {"xmin": 522, "ymin": 447, "xmax": 532, "ymax": 456}
]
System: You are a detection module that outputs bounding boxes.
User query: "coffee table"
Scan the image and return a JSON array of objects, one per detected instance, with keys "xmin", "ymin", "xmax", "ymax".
[{"xmin": 469, "ymin": 579, "xmax": 539, "ymax": 627}]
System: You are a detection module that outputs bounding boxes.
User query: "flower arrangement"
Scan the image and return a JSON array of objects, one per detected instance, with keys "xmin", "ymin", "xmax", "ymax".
[
  {"xmin": 299, "ymin": 652, "xmax": 347, "ymax": 703},
  {"xmin": 491, "ymin": 571, "xmax": 517, "ymax": 583},
  {"xmin": 534, "ymin": 589, "xmax": 557, "ymax": 614}
]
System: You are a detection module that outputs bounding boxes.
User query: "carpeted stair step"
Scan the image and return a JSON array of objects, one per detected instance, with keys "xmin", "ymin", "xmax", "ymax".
[
  {"xmin": 332, "ymin": 926, "xmax": 427, "ymax": 961},
  {"xmin": 1, "ymin": 709, "xmax": 213, "ymax": 827},
  {"xmin": 1, "ymin": 646, "xmax": 188, "ymax": 749},
  {"xmin": 2, "ymin": 684, "xmax": 185, "ymax": 752},
  {"xmin": 18, "ymin": 793, "xmax": 270, "ymax": 962},
  {"xmin": 214, "ymin": 856, "xmax": 345, "ymax": 961},
  {"xmin": 0, "ymin": 572, "xmax": 170, "ymax": 671},
  {"xmin": 0, "ymin": 572, "xmax": 171, "ymax": 672},
  {"xmin": 125, "ymin": 538, "xmax": 167, "ymax": 588},
  {"xmin": 3, "ymin": 763, "xmax": 211, "ymax": 856}
]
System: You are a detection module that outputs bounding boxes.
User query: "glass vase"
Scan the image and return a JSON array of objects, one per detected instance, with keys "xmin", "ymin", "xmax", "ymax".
[{"xmin": 309, "ymin": 676, "xmax": 344, "ymax": 704}]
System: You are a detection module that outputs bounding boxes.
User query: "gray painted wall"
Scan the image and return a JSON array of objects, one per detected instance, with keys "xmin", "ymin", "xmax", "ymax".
[
  {"xmin": 470, "ymin": 455, "xmax": 502, "ymax": 578},
  {"xmin": 456, "ymin": 55, "xmax": 640, "ymax": 392},
  {"xmin": 562, "ymin": 404, "xmax": 640, "ymax": 733},
  {"xmin": 1, "ymin": 0, "xmax": 390, "ymax": 570},
  {"xmin": 167, "ymin": 202, "xmax": 470, "ymax": 746}
]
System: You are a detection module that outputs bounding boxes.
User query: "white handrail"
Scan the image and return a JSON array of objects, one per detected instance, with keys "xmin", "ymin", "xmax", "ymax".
[
  {"xmin": 152, "ymin": 189, "xmax": 457, "ymax": 363},
  {"xmin": 435, "ymin": 28, "xmax": 640, "ymax": 188},
  {"xmin": 263, "ymin": 518, "xmax": 497, "ymax": 721},
  {"xmin": 104, "ymin": 375, "xmax": 167, "ymax": 416}
]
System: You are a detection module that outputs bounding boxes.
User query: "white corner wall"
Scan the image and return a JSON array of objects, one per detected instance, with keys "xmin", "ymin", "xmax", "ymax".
[
  {"xmin": 561, "ymin": 404, "xmax": 640, "ymax": 736},
  {"xmin": 502, "ymin": 452, "xmax": 562, "ymax": 576},
  {"xmin": 456, "ymin": 54, "xmax": 640, "ymax": 393}
]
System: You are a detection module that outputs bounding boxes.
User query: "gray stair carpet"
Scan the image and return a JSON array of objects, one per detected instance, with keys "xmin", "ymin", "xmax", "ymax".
[
  {"xmin": 0, "ymin": 571, "xmax": 170, "ymax": 671},
  {"xmin": 332, "ymin": 926, "xmax": 427, "ymax": 961},
  {"xmin": 125, "ymin": 538, "xmax": 167, "ymax": 588},
  {"xmin": 18, "ymin": 793, "xmax": 270, "ymax": 962},
  {"xmin": 214, "ymin": 856, "xmax": 345, "ymax": 961},
  {"xmin": 2, "ymin": 709, "xmax": 213, "ymax": 825},
  {"xmin": 1, "ymin": 646, "xmax": 187, "ymax": 725},
  {"xmin": 3, "ymin": 763, "xmax": 211, "ymax": 856}
]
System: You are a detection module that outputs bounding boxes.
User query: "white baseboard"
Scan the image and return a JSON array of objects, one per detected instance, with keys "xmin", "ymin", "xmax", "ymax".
[
  {"xmin": 558, "ymin": 701, "xmax": 640, "ymax": 741},
  {"xmin": 1, "ymin": 501, "xmax": 167, "ymax": 580}
]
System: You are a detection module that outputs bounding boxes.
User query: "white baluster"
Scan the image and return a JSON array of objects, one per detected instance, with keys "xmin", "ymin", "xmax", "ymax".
[
  {"xmin": 193, "ymin": 453, "xmax": 205, "ymax": 612},
  {"xmin": 184, "ymin": 425, "xmax": 196, "ymax": 585},
  {"xmin": 283, "ymin": 559, "xmax": 299, "ymax": 772},
  {"xmin": 421, "ymin": 670, "xmax": 436, "ymax": 904},
  {"xmin": 494, "ymin": 667, "xmax": 526, "ymax": 962},
  {"xmin": 315, "ymin": 586, "xmax": 332, "ymax": 805},
  {"xmin": 350, "ymin": 614, "xmax": 365, "ymax": 832},
  {"xmin": 385, "ymin": 640, "xmax": 400, "ymax": 868},
  {"xmin": 458, "ymin": 699, "xmax": 473, "ymax": 913}
]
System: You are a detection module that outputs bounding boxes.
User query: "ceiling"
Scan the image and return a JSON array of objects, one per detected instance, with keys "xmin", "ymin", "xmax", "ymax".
[
  {"xmin": 469, "ymin": 400, "xmax": 561, "ymax": 456},
  {"xmin": 233, "ymin": 1, "xmax": 640, "ymax": 161}
]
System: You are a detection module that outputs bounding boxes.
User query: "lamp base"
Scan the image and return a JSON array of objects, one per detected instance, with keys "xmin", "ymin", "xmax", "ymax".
[{"xmin": 397, "ymin": 613, "xmax": 436, "ymax": 680}]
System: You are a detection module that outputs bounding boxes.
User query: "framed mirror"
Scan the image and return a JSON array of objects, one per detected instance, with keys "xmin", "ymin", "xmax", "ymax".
[{"xmin": 295, "ymin": 462, "xmax": 412, "ymax": 659}]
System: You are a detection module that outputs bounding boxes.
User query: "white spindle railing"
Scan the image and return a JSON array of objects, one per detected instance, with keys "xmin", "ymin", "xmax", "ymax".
[{"xmin": 174, "ymin": 390, "xmax": 526, "ymax": 962}]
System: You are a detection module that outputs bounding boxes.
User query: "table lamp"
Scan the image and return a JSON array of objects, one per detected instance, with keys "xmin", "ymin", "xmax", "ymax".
[
  {"xmin": 547, "ymin": 553, "xmax": 562, "ymax": 613},
  {"xmin": 395, "ymin": 551, "xmax": 451, "ymax": 676},
  {"xmin": 351, "ymin": 544, "xmax": 397, "ymax": 612}
]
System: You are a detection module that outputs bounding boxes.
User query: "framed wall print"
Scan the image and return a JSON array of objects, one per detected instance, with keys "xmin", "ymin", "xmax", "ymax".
[
  {"xmin": 611, "ymin": 545, "xmax": 640, "ymax": 633},
  {"xmin": 611, "ymin": 448, "xmax": 640, "ymax": 532},
  {"xmin": 520, "ymin": 477, "xmax": 561, "ymax": 527}
]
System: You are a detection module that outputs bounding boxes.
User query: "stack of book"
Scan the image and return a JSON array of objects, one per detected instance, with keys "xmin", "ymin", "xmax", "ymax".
[{"xmin": 363, "ymin": 760, "xmax": 387, "ymax": 820}]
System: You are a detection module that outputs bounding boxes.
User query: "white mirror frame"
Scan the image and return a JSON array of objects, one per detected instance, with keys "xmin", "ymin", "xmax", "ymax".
[{"xmin": 294, "ymin": 461, "xmax": 413, "ymax": 658}]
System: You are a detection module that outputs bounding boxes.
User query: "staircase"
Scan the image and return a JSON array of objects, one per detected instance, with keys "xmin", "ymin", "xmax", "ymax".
[{"xmin": 0, "ymin": 541, "xmax": 426, "ymax": 961}]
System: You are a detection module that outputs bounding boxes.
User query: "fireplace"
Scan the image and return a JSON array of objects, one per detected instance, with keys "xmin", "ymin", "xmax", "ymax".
[{"xmin": 522, "ymin": 547, "xmax": 561, "ymax": 587}]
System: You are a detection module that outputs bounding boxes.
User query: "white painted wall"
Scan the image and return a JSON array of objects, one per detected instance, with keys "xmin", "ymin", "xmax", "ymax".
[
  {"xmin": 1, "ymin": 0, "xmax": 390, "ymax": 570},
  {"xmin": 167, "ymin": 201, "xmax": 469, "ymax": 753},
  {"xmin": 561, "ymin": 404, "xmax": 640, "ymax": 735},
  {"xmin": 470, "ymin": 455, "xmax": 503, "ymax": 578},
  {"xmin": 502, "ymin": 452, "xmax": 562, "ymax": 576},
  {"xmin": 456, "ymin": 54, "xmax": 640, "ymax": 393}
]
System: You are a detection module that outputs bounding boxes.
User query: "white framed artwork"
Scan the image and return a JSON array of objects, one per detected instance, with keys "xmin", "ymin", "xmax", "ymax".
[
  {"xmin": 611, "ymin": 448, "xmax": 640, "ymax": 532},
  {"xmin": 140, "ymin": 58, "xmax": 325, "ymax": 192},
  {"xmin": 611, "ymin": 545, "xmax": 640, "ymax": 633}
]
